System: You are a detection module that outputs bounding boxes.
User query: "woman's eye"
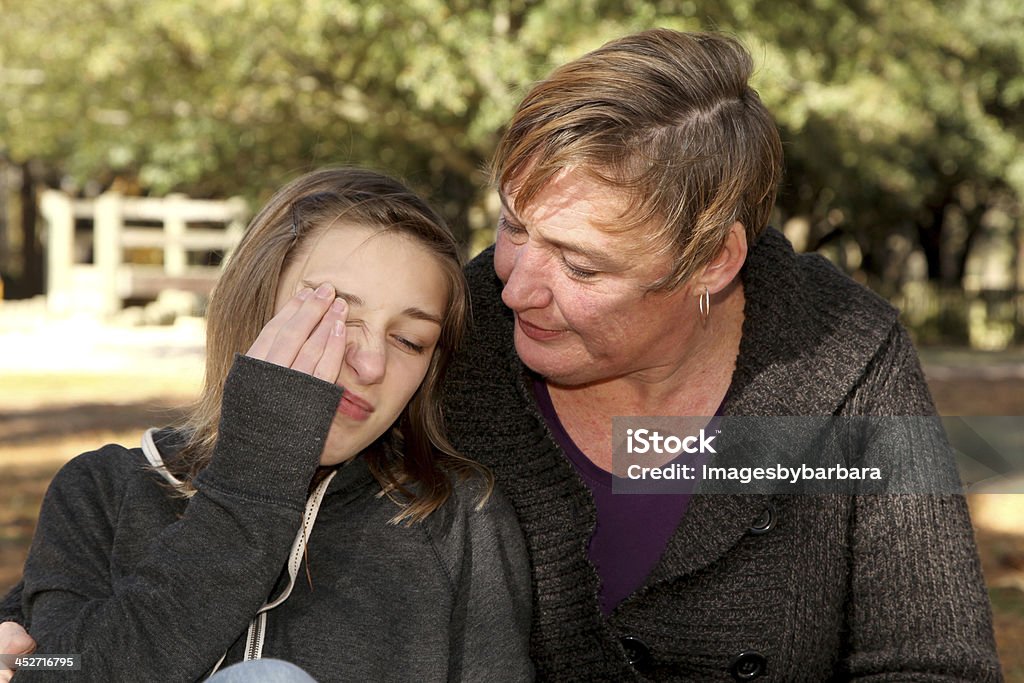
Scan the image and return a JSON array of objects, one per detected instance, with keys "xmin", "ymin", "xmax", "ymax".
[
  {"xmin": 562, "ymin": 258, "xmax": 598, "ymax": 280},
  {"xmin": 497, "ymin": 215, "xmax": 527, "ymax": 241}
]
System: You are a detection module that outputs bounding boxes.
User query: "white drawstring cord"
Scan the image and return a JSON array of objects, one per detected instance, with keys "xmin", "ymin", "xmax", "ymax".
[{"xmin": 142, "ymin": 431, "xmax": 336, "ymax": 678}]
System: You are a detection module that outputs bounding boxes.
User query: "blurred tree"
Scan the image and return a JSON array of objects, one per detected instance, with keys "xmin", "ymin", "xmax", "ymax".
[
  {"xmin": 744, "ymin": 0, "xmax": 1024, "ymax": 288},
  {"xmin": 0, "ymin": 0, "xmax": 660, "ymax": 247},
  {"xmin": 1, "ymin": 0, "xmax": 1021, "ymax": 295}
]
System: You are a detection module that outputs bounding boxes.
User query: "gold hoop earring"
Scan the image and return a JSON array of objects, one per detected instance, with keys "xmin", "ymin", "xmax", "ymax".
[{"xmin": 699, "ymin": 285, "xmax": 710, "ymax": 324}]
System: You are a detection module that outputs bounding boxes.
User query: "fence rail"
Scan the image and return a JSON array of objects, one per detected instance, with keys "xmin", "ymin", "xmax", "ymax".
[
  {"xmin": 41, "ymin": 190, "xmax": 249, "ymax": 317},
  {"xmin": 893, "ymin": 284, "xmax": 1024, "ymax": 349}
]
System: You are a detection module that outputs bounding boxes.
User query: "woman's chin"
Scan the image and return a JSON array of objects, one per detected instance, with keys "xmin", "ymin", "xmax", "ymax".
[
  {"xmin": 516, "ymin": 343, "xmax": 596, "ymax": 386},
  {"xmin": 516, "ymin": 341, "xmax": 561, "ymax": 376}
]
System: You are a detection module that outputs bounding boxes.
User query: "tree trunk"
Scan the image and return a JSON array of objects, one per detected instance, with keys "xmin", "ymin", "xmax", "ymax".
[
  {"xmin": 18, "ymin": 162, "xmax": 44, "ymax": 297},
  {"xmin": 954, "ymin": 209, "xmax": 984, "ymax": 285},
  {"xmin": 916, "ymin": 203, "xmax": 945, "ymax": 284},
  {"xmin": 436, "ymin": 169, "xmax": 479, "ymax": 257},
  {"xmin": 0, "ymin": 159, "xmax": 8, "ymax": 293}
]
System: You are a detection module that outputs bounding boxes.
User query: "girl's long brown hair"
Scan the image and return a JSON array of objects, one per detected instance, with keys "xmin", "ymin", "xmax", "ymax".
[{"xmin": 167, "ymin": 167, "xmax": 488, "ymax": 523}]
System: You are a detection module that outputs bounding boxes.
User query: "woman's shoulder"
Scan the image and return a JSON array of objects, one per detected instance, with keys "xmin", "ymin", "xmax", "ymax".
[
  {"xmin": 448, "ymin": 246, "xmax": 520, "ymax": 399},
  {"xmin": 462, "ymin": 245, "xmax": 511, "ymax": 331},
  {"xmin": 733, "ymin": 229, "xmax": 908, "ymax": 415},
  {"xmin": 750, "ymin": 228, "xmax": 896, "ymax": 322},
  {"xmin": 463, "ymin": 244, "xmax": 498, "ymax": 292},
  {"xmin": 449, "ymin": 475, "xmax": 515, "ymax": 522},
  {"xmin": 53, "ymin": 440, "xmax": 143, "ymax": 479}
]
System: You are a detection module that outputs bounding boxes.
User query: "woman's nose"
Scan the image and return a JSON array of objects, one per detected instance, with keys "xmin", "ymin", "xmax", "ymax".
[{"xmin": 500, "ymin": 244, "xmax": 552, "ymax": 311}]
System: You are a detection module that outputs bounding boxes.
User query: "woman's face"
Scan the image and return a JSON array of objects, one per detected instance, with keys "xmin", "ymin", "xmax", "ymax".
[
  {"xmin": 493, "ymin": 170, "xmax": 699, "ymax": 387},
  {"xmin": 276, "ymin": 225, "xmax": 448, "ymax": 466}
]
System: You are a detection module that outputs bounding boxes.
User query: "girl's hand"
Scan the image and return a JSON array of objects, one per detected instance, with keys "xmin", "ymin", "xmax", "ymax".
[
  {"xmin": 0, "ymin": 621, "xmax": 36, "ymax": 682},
  {"xmin": 245, "ymin": 283, "xmax": 348, "ymax": 385}
]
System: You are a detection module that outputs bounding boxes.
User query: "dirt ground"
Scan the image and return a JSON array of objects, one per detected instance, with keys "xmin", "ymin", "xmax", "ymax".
[
  {"xmin": 1, "ymin": 348, "xmax": 1023, "ymax": 678},
  {"xmin": 900, "ymin": 368, "xmax": 1024, "ymax": 680}
]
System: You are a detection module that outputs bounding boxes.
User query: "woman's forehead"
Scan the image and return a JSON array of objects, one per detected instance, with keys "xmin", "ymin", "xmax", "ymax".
[
  {"xmin": 506, "ymin": 172, "xmax": 667, "ymax": 259},
  {"xmin": 505, "ymin": 167, "xmax": 620, "ymax": 213}
]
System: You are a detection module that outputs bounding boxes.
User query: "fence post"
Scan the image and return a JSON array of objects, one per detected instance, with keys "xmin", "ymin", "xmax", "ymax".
[
  {"xmin": 164, "ymin": 193, "xmax": 187, "ymax": 277},
  {"xmin": 223, "ymin": 196, "xmax": 248, "ymax": 265},
  {"xmin": 41, "ymin": 190, "xmax": 75, "ymax": 315},
  {"xmin": 94, "ymin": 191, "xmax": 123, "ymax": 316},
  {"xmin": 1017, "ymin": 218, "xmax": 1024, "ymax": 344}
]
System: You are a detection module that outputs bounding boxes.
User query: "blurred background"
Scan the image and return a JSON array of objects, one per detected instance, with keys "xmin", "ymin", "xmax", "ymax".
[{"xmin": 1, "ymin": 0, "xmax": 1023, "ymax": 678}]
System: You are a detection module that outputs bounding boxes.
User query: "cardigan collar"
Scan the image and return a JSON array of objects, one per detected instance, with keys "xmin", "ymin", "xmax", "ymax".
[{"xmin": 722, "ymin": 227, "xmax": 898, "ymax": 417}]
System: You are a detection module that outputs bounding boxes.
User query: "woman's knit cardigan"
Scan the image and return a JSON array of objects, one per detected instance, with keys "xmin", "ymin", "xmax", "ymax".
[{"xmin": 441, "ymin": 228, "xmax": 1002, "ymax": 682}]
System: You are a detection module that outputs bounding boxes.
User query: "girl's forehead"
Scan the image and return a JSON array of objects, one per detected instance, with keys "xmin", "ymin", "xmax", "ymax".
[
  {"xmin": 279, "ymin": 226, "xmax": 448, "ymax": 316},
  {"xmin": 296, "ymin": 225, "xmax": 424, "ymax": 272}
]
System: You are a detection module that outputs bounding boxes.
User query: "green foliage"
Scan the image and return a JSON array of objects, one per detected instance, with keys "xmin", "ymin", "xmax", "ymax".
[{"xmin": 1, "ymin": 0, "xmax": 1022, "ymax": 273}]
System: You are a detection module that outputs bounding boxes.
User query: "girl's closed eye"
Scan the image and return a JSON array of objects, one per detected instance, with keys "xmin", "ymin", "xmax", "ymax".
[{"xmin": 394, "ymin": 336, "xmax": 426, "ymax": 354}]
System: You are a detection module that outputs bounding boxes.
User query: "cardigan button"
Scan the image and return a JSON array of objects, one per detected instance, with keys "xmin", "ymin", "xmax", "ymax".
[
  {"xmin": 730, "ymin": 651, "xmax": 767, "ymax": 680},
  {"xmin": 748, "ymin": 504, "xmax": 776, "ymax": 535},
  {"xmin": 619, "ymin": 635, "xmax": 651, "ymax": 668}
]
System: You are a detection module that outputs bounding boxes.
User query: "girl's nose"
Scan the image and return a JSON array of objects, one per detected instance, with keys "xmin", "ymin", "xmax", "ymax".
[{"xmin": 345, "ymin": 326, "xmax": 386, "ymax": 384}]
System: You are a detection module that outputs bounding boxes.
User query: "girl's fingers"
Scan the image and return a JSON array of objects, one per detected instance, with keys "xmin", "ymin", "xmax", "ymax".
[
  {"xmin": 262, "ymin": 283, "xmax": 336, "ymax": 367},
  {"xmin": 245, "ymin": 286, "xmax": 314, "ymax": 361},
  {"xmin": 293, "ymin": 298, "xmax": 348, "ymax": 377},
  {"xmin": 312, "ymin": 299, "xmax": 348, "ymax": 383}
]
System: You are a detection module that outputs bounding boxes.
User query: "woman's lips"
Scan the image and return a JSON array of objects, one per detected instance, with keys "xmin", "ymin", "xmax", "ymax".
[
  {"xmin": 516, "ymin": 315, "xmax": 565, "ymax": 342},
  {"xmin": 337, "ymin": 391, "xmax": 374, "ymax": 421}
]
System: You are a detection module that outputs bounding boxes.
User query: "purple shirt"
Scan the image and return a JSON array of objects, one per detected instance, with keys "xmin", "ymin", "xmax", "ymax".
[{"xmin": 533, "ymin": 378, "xmax": 712, "ymax": 615}]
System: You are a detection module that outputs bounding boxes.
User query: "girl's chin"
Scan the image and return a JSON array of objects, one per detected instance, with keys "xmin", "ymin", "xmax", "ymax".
[{"xmin": 318, "ymin": 449, "xmax": 360, "ymax": 467}]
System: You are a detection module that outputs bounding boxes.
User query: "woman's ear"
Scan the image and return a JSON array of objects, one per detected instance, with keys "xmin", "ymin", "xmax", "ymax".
[{"xmin": 698, "ymin": 221, "xmax": 747, "ymax": 295}]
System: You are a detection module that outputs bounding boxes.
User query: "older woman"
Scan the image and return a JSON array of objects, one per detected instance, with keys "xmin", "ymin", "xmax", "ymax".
[
  {"xmin": 1, "ymin": 29, "xmax": 1002, "ymax": 682},
  {"xmin": 439, "ymin": 29, "xmax": 1001, "ymax": 681}
]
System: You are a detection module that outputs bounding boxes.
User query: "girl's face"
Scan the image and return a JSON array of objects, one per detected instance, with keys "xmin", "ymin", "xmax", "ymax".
[{"xmin": 276, "ymin": 225, "xmax": 449, "ymax": 466}]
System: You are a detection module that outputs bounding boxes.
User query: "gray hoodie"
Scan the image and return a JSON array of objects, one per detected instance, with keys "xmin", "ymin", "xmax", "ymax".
[{"xmin": 15, "ymin": 355, "xmax": 533, "ymax": 682}]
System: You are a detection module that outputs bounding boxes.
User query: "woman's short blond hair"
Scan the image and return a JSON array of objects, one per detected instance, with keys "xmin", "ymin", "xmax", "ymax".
[
  {"xmin": 170, "ymin": 167, "xmax": 487, "ymax": 523},
  {"xmin": 492, "ymin": 29, "xmax": 784, "ymax": 289}
]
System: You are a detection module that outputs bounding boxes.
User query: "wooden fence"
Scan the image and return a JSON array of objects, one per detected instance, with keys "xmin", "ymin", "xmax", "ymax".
[
  {"xmin": 40, "ymin": 190, "xmax": 249, "ymax": 317},
  {"xmin": 892, "ymin": 284, "xmax": 1024, "ymax": 349}
]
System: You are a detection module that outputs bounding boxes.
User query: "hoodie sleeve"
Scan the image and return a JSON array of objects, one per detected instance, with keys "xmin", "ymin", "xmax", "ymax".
[{"xmin": 18, "ymin": 355, "xmax": 342, "ymax": 682}]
